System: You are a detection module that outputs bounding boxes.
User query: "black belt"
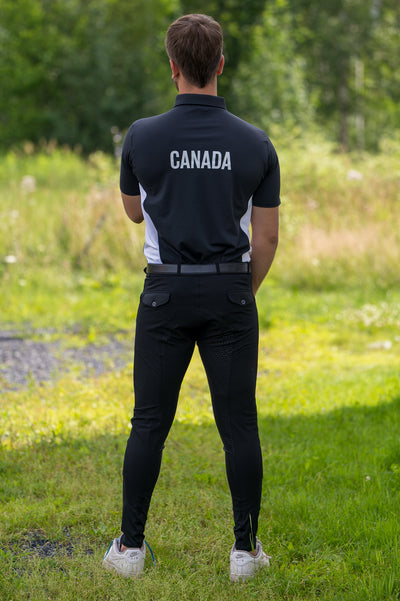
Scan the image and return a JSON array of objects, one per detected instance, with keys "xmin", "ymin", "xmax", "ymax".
[{"xmin": 146, "ymin": 263, "xmax": 251, "ymax": 274}]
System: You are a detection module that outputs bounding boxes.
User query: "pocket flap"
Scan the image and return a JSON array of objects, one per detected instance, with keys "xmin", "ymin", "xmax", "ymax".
[
  {"xmin": 141, "ymin": 292, "xmax": 170, "ymax": 308},
  {"xmin": 227, "ymin": 291, "xmax": 254, "ymax": 306}
]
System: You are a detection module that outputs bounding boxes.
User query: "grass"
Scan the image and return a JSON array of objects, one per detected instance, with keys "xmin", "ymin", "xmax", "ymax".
[
  {"xmin": 1, "ymin": 143, "xmax": 400, "ymax": 599},
  {"xmin": 1, "ymin": 137, "xmax": 400, "ymax": 290},
  {"xmin": 1, "ymin": 279, "xmax": 399, "ymax": 600}
]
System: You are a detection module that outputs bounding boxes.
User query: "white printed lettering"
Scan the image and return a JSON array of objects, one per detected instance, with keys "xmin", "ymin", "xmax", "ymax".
[
  {"xmin": 212, "ymin": 151, "xmax": 222, "ymax": 169},
  {"xmin": 201, "ymin": 151, "xmax": 211, "ymax": 169},
  {"xmin": 170, "ymin": 150, "xmax": 231, "ymax": 170},
  {"xmin": 180, "ymin": 150, "xmax": 190, "ymax": 168},
  {"xmin": 191, "ymin": 150, "xmax": 201, "ymax": 168},
  {"xmin": 170, "ymin": 150, "xmax": 180, "ymax": 169},
  {"xmin": 221, "ymin": 152, "xmax": 231, "ymax": 170}
]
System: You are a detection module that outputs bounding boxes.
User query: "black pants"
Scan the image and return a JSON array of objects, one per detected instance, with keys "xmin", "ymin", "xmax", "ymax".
[{"xmin": 121, "ymin": 273, "xmax": 263, "ymax": 551}]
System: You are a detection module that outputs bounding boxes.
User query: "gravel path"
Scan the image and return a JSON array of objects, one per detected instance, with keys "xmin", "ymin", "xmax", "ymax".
[{"xmin": 0, "ymin": 330, "xmax": 132, "ymax": 391}]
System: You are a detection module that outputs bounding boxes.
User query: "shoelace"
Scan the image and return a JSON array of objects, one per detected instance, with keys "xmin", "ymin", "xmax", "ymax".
[{"xmin": 145, "ymin": 540, "xmax": 156, "ymax": 566}]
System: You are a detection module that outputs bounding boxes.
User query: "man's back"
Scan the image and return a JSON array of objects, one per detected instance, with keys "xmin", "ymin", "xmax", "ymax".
[{"xmin": 120, "ymin": 94, "xmax": 280, "ymax": 264}]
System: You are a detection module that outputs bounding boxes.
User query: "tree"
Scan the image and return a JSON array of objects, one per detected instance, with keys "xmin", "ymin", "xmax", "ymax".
[
  {"xmin": 1, "ymin": 0, "xmax": 398, "ymax": 153},
  {"xmin": 288, "ymin": 0, "xmax": 400, "ymax": 150},
  {"xmin": 0, "ymin": 0, "xmax": 176, "ymax": 153},
  {"xmin": 364, "ymin": 2, "xmax": 400, "ymax": 149},
  {"xmin": 232, "ymin": 0, "xmax": 313, "ymax": 136},
  {"xmin": 288, "ymin": 0, "xmax": 372, "ymax": 150},
  {"xmin": 179, "ymin": 0, "xmax": 267, "ymax": 101}
]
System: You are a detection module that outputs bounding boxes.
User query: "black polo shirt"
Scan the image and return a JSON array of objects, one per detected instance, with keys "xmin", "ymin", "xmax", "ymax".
[{"xmin": 120, "ymin": 94, "xmax": 280, "ymax": 264}]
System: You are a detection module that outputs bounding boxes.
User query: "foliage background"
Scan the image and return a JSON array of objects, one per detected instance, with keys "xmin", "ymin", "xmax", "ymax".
[
  {"xmin": 1, "ymin": 3, "xmax": 400, "ymax": 599},
  {"xmin": 1, "ymin": 0, "xmax": 399, "ymax": 153}
]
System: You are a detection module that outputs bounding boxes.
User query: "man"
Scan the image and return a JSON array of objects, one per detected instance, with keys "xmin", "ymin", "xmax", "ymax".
[{"xmin": 103, "ymin": 13, "xmax": 280, "ymax": 582}]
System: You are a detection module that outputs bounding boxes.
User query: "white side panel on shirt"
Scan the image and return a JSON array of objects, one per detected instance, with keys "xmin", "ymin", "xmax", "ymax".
[
  {"xmin": 240, "ymin": 196, "xmax": 252, "ymax": 263},
  {"xmin": 140, "ymin": 184, "xmax": 162, "ymax": 264}
]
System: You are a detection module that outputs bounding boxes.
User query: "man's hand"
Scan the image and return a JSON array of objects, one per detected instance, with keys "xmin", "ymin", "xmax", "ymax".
[
  {"xmin": 121, "ymin": 192, "xmax": 144, "ymax": 223},
  {"xmin": 250, "ymin": 206, "xmax": 279, "ymax": 295}
]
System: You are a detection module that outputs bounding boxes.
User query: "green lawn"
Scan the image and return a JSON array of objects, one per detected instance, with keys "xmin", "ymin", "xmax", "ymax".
[
  {"xmin": 1, "ymin": 273, "xmax": 399, "ymax": 600},
  {"xmin": 1, "ymin": 145, "xmax": 399, "ymax": 598}
]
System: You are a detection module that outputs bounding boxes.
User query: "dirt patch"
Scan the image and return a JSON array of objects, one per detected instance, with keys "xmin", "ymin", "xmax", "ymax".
[
  {"xmin": 0, "ymin": 330, "xmax": 132, "ymax": 391},
  {"xmin": 3, "ymin": 530, "xmax": 94, "ymax": 559}
]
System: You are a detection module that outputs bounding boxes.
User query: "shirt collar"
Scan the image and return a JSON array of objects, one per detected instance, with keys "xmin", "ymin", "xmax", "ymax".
[{"xmin": 174, "ymin": 94, "xmax": 227, "ymax": 110}]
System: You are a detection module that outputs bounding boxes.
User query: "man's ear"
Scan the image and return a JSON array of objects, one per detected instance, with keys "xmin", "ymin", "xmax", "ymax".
[
  {"xmin": 169, "ymin": 59, "xmax": 180, "ymax": 79},
  {"xmin": 217, "ymin": 55, "xmax": 225, "ymax": 76}
]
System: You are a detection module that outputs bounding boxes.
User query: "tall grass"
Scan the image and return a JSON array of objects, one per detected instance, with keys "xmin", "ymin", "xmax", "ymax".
[
  {"xmin": 0, "ymin": 138, "xmax": 399, "ymax": 290},
  {"xmin": 0, "ymin": 146, "xmax": 144, "ymax": 280},
  {"xmin": 276, "ymin": 137, "xmax": 400, "ymax": 290}
]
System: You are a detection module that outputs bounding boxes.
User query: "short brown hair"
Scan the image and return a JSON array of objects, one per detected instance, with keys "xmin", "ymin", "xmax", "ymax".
[{"xmin": 165, "ymin": 14, "xmax": 223, "ymax": 88}]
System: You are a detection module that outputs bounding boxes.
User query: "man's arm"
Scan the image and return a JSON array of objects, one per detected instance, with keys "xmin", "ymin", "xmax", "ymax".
[
  {"xmin": 121, "ymin": 192, "xmax": 144, "ymax": 223},
  {"xmin": 250, "ymin": 205, "xmax": 279, "ymax": 295}
]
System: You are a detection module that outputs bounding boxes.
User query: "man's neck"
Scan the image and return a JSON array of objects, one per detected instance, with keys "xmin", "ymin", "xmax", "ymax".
[
  {"xmin": 176, "ymin": 79, "xmax": 218, "ymax": 96},
  {"xmin": 170, "ymin": 57, "xmax": 224, "ymax": 97}
]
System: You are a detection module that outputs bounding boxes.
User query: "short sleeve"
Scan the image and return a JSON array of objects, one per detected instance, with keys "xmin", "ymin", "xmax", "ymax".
[
  {"xmin": 252, "ymin": 140, "xmax": 281, "ymax": 208},
  {"xmin": 120, "ymin": 127, "xmax": 140, "ymax": 196}
]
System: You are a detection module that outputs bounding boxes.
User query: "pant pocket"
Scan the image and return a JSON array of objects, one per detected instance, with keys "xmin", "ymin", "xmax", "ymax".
[
  {"xmin": 140, "ymin": 292, "xmax": 170, "ymax": 308},
  {"xmin": 227, "ymin": 290, "xmax": 254, "ymax": 306}
]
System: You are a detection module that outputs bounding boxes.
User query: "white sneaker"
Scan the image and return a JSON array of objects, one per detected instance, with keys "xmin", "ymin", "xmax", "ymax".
[
  {"xmin": 103, "ymin": 537, "xmax": 146, "ymax": 578},
  {"xmin": 230, "ymin": 538, "xmax": 271, "ymax": 582}
]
